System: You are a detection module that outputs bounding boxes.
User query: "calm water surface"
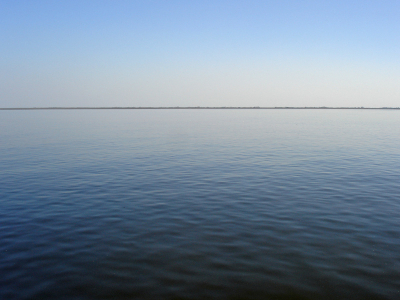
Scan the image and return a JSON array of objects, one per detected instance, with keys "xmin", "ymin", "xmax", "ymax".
[{"xmin": 1, "ymin": 110, "xmax": 400, "ymax": 300}]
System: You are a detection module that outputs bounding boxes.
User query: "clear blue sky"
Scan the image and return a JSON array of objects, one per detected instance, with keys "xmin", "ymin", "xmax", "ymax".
[{"xmin": 1, "ymin": 0, "xmax": 399, "ymax": 107}]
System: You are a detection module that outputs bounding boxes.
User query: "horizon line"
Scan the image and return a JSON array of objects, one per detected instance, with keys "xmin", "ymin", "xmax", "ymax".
[{"xmin": 1, "ymin": 106, "xmax": 400, "ymax": 110}]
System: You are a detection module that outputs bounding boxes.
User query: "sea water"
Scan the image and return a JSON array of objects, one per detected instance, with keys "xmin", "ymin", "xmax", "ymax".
[{"xmin": 1, "ymin": 109, "xmax": 400, "ymax": 299}]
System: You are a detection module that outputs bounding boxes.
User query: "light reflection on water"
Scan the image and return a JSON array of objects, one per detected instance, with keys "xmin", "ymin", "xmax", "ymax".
[{"xmin": 1, "ymin": 110, "xmax": 400, "ymax": 300}]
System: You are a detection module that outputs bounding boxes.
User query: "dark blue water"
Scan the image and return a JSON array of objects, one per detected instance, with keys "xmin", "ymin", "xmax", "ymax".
[{"xmin": 1, "ymin": 110, "xmax": 400, "ymax": 300}]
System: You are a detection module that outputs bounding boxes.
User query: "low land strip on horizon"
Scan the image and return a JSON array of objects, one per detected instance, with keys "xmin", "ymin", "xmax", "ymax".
[{"xmin": 1, "ymin": 107, "xmax": 400, "ymax": 110}]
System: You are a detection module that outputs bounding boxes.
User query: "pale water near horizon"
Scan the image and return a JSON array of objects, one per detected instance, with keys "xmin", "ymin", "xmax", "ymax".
[{"xmin": 1, "ymin": 110, "xmax": 400, "ymax": 300}]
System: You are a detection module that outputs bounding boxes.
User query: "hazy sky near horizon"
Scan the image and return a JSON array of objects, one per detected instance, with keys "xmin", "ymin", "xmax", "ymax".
[{"xmin": 1, "ymin": 0, "xmax": 399, "ymax": 107}]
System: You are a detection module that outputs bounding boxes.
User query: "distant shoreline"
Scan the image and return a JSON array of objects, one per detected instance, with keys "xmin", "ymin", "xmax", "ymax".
[{"xmin": 1, "ymin": 107, "xmax": 400, "ymax": 110}]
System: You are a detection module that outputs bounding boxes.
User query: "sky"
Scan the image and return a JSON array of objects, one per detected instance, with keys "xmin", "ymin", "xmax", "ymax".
[{"xmin": 1, "ymin": 0, "xmax": 399, "ymax": 108}]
